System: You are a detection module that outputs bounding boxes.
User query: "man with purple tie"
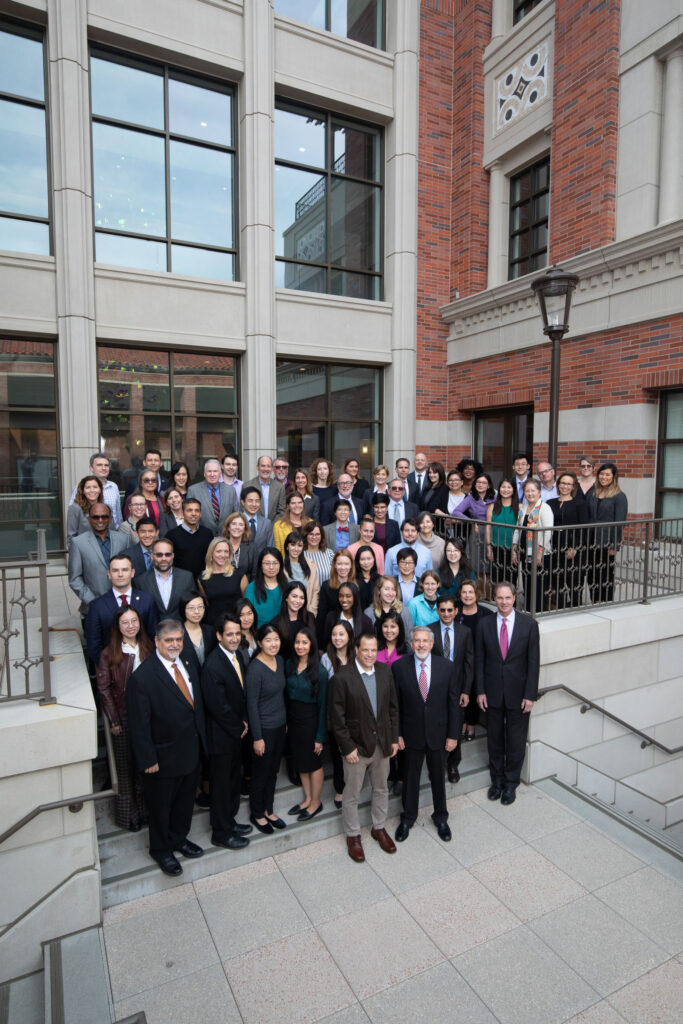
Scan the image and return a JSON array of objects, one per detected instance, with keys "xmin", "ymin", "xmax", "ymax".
[{"xmin": 476, "ymin": 581, "xmax": 539, "ymax": 805}]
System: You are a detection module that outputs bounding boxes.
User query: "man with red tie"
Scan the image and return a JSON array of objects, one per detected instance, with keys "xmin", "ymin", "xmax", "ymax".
[{"xmin": 476, "ymin": 582, "xmax": 540, "ymax": 805}]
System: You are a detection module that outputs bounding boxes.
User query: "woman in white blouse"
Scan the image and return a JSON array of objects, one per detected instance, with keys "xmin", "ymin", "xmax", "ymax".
[{"xmin": 512, "ymin": 477, "xmax": 554, "ymax": 613}]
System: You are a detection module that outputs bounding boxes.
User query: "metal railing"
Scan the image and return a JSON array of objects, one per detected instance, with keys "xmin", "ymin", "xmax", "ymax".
[
  {"xmin": 0, "ymin": 528, "xmax": 54, "ymax": 703},
  {"xmin": 431, "ymin": 513, "xmax": 683, "ymax": 618}
]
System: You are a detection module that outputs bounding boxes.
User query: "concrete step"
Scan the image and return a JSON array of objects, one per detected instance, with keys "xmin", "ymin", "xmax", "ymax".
[
  {"xmin": 99, "ymin": 738, "xmax": 491, "ymax": 908},
  {"xmin": 617, "ymin": 760, "xmax": 683, "ymax": 828},
  {"xmin": 0, "ymin": 972, "xmax": 44, "ymax": 1024},
  {"xmin": 601, "ymin": 677, "xmax": 683, "ymax": 735},
  {"xmin": 43, "ymin": 927, "xmax": 113, "ymax": 1024}
]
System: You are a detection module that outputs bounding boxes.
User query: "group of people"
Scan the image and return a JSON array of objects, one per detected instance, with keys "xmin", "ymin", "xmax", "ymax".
[{"xmin": 66, "ymin": 446, "xmax": 623, "ymax": 872}]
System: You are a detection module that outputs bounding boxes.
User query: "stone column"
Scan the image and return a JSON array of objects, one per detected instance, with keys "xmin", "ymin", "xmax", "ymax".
[
  {"xmin": 47, "ymin": 0, "xmax": 98, "ymax": 514},
  {"xmin": 240, "ymin": 0, "xmax": 277, "ymax": 477},
  {"xmin": 383, "ymin": 0, "xmax": 420, "ymax": 469},
  {"xmin": 658, "ymin": 46, "xmax": 683, "ymax": 225},
  {"xmin": 487, "ymin": 161, "xmax": 507, "ymax": 289},
  {"xmin": 490, "ymin": 0, "xmax": 508, "ymax": 40}
]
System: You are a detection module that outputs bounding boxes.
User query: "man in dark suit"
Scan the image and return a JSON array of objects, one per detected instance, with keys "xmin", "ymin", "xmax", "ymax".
[
  {"xmin": 121, "ymin": 517, "xmax": 158, "ymax": 577},
  {"xmin": 407, "ymin": 453, "xmax": 429, "ymax": 505},
  {"xmin": 320, "ymin": 472, "xmax": 364, "ymax": 526},
  {"xmin": 123, "ymin": 448, "xmax": 168, "ymax": 499},
  {"xmin": 186, "ymin": 459, "xmax": 238, "ymax": 536},
  {"xmin": 126, "ymin": 618, "xmax": 207, "ymax": 875},
  {"xmin": 68, "ymin": 503, "xmax": 129, "ymax": 614},
  {"xmin": 476, "ymin": 581, "xmax": 540, "ymax": 805},
  {"xmin": 245, "ymin": 455, "xmax": 286, "ymax": 522},
  {"xmin": 429, "ymin": 594, "xmax": 474, "ymax": 783},
  {"xmin": 329, "ymin": 633, "xmax": 399, "ymax": 863},
  {"xmin": 385, "ymin": 479, "xmax": 420, "ymax": 527},
  {"xmin": 134, "ymin": 537, "xmax": 194, "ymax": 620},
  {"xmin": 200, "ymin": 614, "xmax": 253, "ymax": 850},
  {"xmin": 393, "ymin": 627, "xmax": 461, "ymax": 843},
  {"xmin": 84, "ymin": 553, "xmax": 158, "ymax": 665},
  {"xmin": 240, "ymin": 486, "xmax": 275, "ymax": 559}
]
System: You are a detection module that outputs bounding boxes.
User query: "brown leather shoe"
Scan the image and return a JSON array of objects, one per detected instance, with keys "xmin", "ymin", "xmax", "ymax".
[
  {"xmin": 346, "ymin": 834, "xmax": 365, "ymax": 862},
  {"xmin": 370, "ymin": 827, "xmax": 397, "ymax": 854}
]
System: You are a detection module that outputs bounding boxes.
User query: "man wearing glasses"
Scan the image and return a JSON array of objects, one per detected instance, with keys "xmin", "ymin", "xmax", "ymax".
[
  {"xmin": 272, "ymin": 457, "xmax": 294, "ymax": 498},
  {"xmin": 68, "ymin": 503, "xmax": 129, "ymax": 614},
  {"xmin": 536, "ymin": 461, "xmax": 558, "ymax": 501},
  {"xmin": 135, "ymin": 538, "xmax": 194, "ymax": 620},
  {"xmin": 386, "ymin": 479, "xmax": 420, "ymax": 527}
]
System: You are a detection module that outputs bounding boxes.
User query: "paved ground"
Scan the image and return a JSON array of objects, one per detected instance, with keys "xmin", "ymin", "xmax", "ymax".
[{"xmin": 102, "ymin": 783, "xmax": 683, "ymax": 1024}]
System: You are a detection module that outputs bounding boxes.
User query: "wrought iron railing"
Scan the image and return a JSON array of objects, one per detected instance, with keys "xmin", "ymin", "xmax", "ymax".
[
  {"xmin": 431, "ymin": 514, "xmax": 683, "ymax": 617},
  {"xmin": 0, "ymin": 528, "xmax": 54, "ymax": 703}
]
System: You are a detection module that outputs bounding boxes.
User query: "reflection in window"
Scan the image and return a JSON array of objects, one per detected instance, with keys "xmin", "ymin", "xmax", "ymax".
[
  {"xmin": 0, "ymin": 340, "xmax": 60, "ymax": 556},
  {"xmin": 91, "ymin": 51, "xmax": 236, "ymax": 280},
  {"xmin": 508, "ymin": 156, "xmax": 549, "ymax": 280},
  {"xmin": 276, "ymin": 360, "xmax": 381, "ymax": 474},
  {"xmin": 98, "ymin": 346, "xmax": 239, "ymax": 487},
  {"xmin": 513, "ymin": 0, "xmax": 544, "ymax": 26},
  {"xmin": 0, "ymin": 23, "xmax": 49, "ymax": 255},
  {"xmin": 275, "ymin": 102, "xmax": 382, "ymax": 299},
  {"xmin": 274, "ymin": 0, "xmax": 384, "ymax": 49},
  {"xmin": 657, "ymin": 390, "xmax": 683, "ymax": 519}
]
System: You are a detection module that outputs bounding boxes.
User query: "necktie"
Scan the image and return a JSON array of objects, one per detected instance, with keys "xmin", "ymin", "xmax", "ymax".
[
  {"xmin": 443, "ymin": 626, "xmax": 451, "ymax": 660},
  {"xmin": 231, "ymin": 654, "xmax": 244, "ymax": 688},
  {"xmin": 418, "ymin": 660, "xmax": 429, "ymax": 702},
  {"xmin": 393, "ymin": 502, "xmax": 400, "ymax": 522},
  {"xmin": 172, "ymin": 662, "xmax": 194, "ymax": 706},
  {"xmin": 143, "ymin": 549, "xmax": 151, "ymax": 569},
  {"xmin": 500, "ymin": 618, "xmax": 509, "ymax": 659},
  {"xmin": 120, "ymin": 593, "xmax": 128, "ymax": 607},
  {"xmin": 249, "ymin": 517, "xmax": 256, "ymax": 534},
  {"xmin": 417, "ymin": 474, "xmax": 423, "ymax": 492},
  {"xmin": 211, "ymin": 486, "xmax": 220, "ymax": 522}
]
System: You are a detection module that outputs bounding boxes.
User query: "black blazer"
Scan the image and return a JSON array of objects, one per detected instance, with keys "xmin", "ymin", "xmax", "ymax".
[
  {"xmin": 420, "ymin": 485, "xmax": 449, "ymax": 514},
  {"xmin": 200, "ymin": 645, "xmax": 248, "ymax": 754},
  {"xmin": 392, "ymin": 653, "xmax": 461, "ymax": 750},
  {"xmin": 373, "ymin": 519, "xmax": 401, "ymax": 552},
  {"xmin": 84, "ymin": 588, "xmax": 158, "ymax": 666},
  {"xmin": 182, "ymin": 623, "xmax": 218, "ymax": 675},
  {"xmin": 428, "ymin": 620, "xmax": 474, "ymax": 695},
  {"xmin": 126, "ymin": 651, "xmax": 206, "ymax": 776},
  {"xmin": 407, "ymin": 471, "xmax": 429, "ymax": 505},
  {"xmin": 134, "ymin": 566, "xmax": 195, "ymax": 619},
  {"xmin": 475, "ymin": 611, "xmax": 540, "ymax": 708},
  {"xmin": 122, "ymin": 542, "xmax": 152, "ymax": 578},
  {"xmin": 548, "ymin": 497, "xmax": 589, "ymax": 552}
]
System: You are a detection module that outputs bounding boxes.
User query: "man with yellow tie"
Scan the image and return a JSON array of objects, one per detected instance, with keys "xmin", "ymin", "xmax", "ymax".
[{"xmin": 200, "ymin": 614, "xmax": 254, "ymax": 850}]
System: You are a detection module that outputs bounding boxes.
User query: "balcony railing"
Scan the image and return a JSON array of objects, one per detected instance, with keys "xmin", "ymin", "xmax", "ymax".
[
  {"xmin": 431, "ymin": 514, "xmax": 683, "ymax": 617},
  {"xmin": 0, "ymin": 528, "xmax": 54, "ymax": 703}
]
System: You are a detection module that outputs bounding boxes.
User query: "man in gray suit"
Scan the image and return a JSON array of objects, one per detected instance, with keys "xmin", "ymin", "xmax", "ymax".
[
  {"xmin": 240, "ymin": 486, "xmax": 274, "ymax": 558},
  {"xmin": 68, "ymin": 503, "xmax": 129, "ymax": 614},
  {"xmin": 245, "ymin": 455, "xmax": 286, "ymax": 522},
  {"xmin": 186, "ymin": 459, "xmax": 238, "ymax": 536},
  {"xmin": 134, "ymin": 537, "xmax": 194, "ymax": 620},
  {"xmin": 323, "ymin": 500, "xmax": 361, "ymax": 551}
]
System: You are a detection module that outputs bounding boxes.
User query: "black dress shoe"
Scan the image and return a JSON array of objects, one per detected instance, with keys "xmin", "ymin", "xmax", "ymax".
[
  {"xmin": 250, "ymin": 814, "xmax": 274, "ymax": 834},
  {"xmin": 195, "ymin": 791, "xmax": 211, "ymax": 808},
  {"xmin": 488, "ymin": 784, "xmax": 503, "ymax": 801},
  {"xmin": 298, "ymin": 803, "xmax": 323, "ymax": 821},
  {"xmin": 212, "ymin": 834, "xmax": 249, "ymax": 850},
  {"xmin": 501, "ymin": 786, "xmax": 516, "ymax": 805},
  {"xmin": 436, "ymin": 821, "xmax": 452, "ymax": 842},
  {"xmin": 395, "ymin": 822, "xmax": 411, "ymax": 842},
  {"xmin": 288, "ymin": 803, "xmax": 305, "ymax": 815},
  {"xmin": 233, "ymin": 821, "xmax": 253, "ymax": 835},
  {"xmin": 174, "ymin": 839, "xmax": 204, "ymax": 858},
  {"xmin": 448, "ymin": 766, "xmax": 460, "ymax": 784},
  {"xmin": 334, "ymin": 797, "xmax": 343, "ymax": 811},
  {"xmin": 266, "ymin": 815, "xmax": 287, "ymax": 830},
  {"xmin": 153, "ymin": 854, "xmax": 182, "ymax": 876}
]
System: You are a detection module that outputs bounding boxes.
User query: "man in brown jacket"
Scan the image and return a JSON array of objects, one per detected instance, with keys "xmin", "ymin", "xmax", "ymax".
[{"xmin": 329, "ymin": 633, "xmax": 399, "ymax": 863}]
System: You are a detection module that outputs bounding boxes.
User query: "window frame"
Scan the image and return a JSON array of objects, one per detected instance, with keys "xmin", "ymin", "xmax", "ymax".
[
  {"xmin": 274, "ymin": 0, "xmax": 386, "ymax": 50},
  {"xmin": 508, "ymin": 154, "xmax": 549, "ymax": 281},
  {"xmin": 655, "ymin": 389, "xmax": 683, "ymax": 520},
  {"xmin": 513, "ymin": 0, "xmax": 544, "ymax": 25},
  {"xmin": 89, "ymin": 47, "xmax": 239, "ymax": 280},
  {"xmin": 0, "ymin": 17, "xmax": 52, "ymax": 256},
  {"xmin": 473, "ymin": 404, "xmax": 534, "ymax": 482}
]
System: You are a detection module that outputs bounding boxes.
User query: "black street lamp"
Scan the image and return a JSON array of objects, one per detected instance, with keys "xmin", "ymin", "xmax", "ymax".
[{"xmin": 531, "ymin": 264, "xmax": 579, "ymax": 467}]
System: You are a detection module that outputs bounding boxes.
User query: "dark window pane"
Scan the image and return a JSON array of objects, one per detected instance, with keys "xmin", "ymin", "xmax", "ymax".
[
  {"xmin": 510, "ymin": 204, "xmax": 529, "ymax": 232},
  {"xmin": 169, "ymin": 78, "xmax": 231, "ymax": 146},
  {"xmin": 0, "ymin": 29, "xmax": 44, "ymax": 101},
  {"xmin": 93, "ymin": 123, "xmax": 166, "ymax": 236},
  {"xmin": 98, "ymin": 349, "xmax": 170, "ymax": 414},
  {"xmin": 90, "ymin": 56, "xmax": 164, "ymax": 129},
  {"xmin": 170, "ymin": 141, "xmax": 233, "ymax": 247},
  {"xmin": 0, "ymin": 99, "xmax": 48, "ymax": 217},
  {"xmin": 95, "ymin": 232, "xmax": 166, "ymax": 271},
  {"xmin": 330, "ymin": 421, "xmax": 379, "ymax": 471},
  {"xmin": 329, "ymin": 268, "xmax": 380, "ymax": 299},
  {"xmin": 0, "ymin": 216, "xmax": 49, "ymax": 255},
  {"xmin": 274, "ymin": 0, "xmax": 326, "ymax": 29},
  {"xmin": 274, "ymin": 107, "xmax": 326, "ymax": 167},
  {"xmin": 330, "ymin": 178, "xmax": 380, "ymax": 271},
  {"xmin": 333, "ymin": 123, "xmax": 380, "ymax": 181},
  {"xmin": 532, "ymin": 223, "xmax": 547, "ymax": 252},
  {"xmin": 276, "ymin": 362, "xmax": 327, "ymax": 418},
  {"xmin": 99, "ymin": 413, "xmax": 172, "ymax": 481},
  {"xmin": 331, "ymin": 0, "xmax": 382, "ymax": 48},
  {"xmin": 277, "ymin": 418, "xmax": 327, "ymax": 467},
  {"xmin": 329, "ymin": 364, "xmax": 380, "ymax": 420},
  {"xmin": 533, "ymin": 192, "xmax": 548, "ymax": 220},
  {"xmin": 174, "ymin": 352, "xmax": 237, "ymax": 415},
  {"xmin": 0, "ymin": 340, "xmax": 54, "ymax": 406},
  {"xmin": 175, "ymin": 415, "xmax": 237, "ymax": 471},
  {"xmin": 171, "ymin": 244, "xmax": 234, "ymax": 280},
  {"xmin": 275, "ymin": 165, "xmax": 327, "ymax": 261},
  {"xmin": 534, "ymin": 161, "xmax": 549, "ymax": 190}
]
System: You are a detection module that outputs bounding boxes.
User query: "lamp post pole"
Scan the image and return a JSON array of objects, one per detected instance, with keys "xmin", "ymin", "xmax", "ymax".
[{"xmin": 531, "ymin": 265, "xmax": 579, "ymax": 466}]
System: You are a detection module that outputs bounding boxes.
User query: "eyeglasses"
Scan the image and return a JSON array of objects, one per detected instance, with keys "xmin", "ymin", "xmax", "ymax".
[
  {"xmin": 389, "ymin": 486, "xmax": 404, "ymax": 492},
  {"xmin": 90, "ymin": 514, "xmax": 110, "ymax": 520}
]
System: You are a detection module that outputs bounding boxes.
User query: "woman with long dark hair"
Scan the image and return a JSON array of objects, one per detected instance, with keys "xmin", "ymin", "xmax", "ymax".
[
  {"xmin": 420, "ymin": 462, "xmax": 448, "ymax": 513},
  {"xmin": 321, "ymin": 580, "xmax": 372, "ymax": 646},
  {"xmin": 316, "ymin": 549, "xmax": 356, "ymax": 646},
  {"xmin": 123, "ymin": 469, "xmax": 163, "ymax": 525},
  {"xmin": 375, "ymin": 609, "xmax": 408, "ymax": 667},
  {"xmin": 452, "ymin": 472, "xmax": 496, "ymax": 575},
  {"xmin": 320, "ymin": 621, "xmax": 355, "ymax": 810},
  {"xmin": 585, "ymin": 462, "xmax": 628, "ymax": 604},
  {"xmin": 244, "ymin": 547, "xmax": 287, "ymax": 626},
  {"xmin": 301, "ymin": 520, "xmax": 334, "ymax": 584},
  {"xmin": 352, "ymin": 543, "xmax": 380, "ymax": 608},
  {"xmin": 439, "ymin": 537, "xmax": 476, "ymax": 597},
  {"xmin": 169, "ymin": 461, "xmax": 191, "ymax": 496},
  {"xmin": 283, "ymin": 530, "xmax": 320, "ymax": 614},
  {"xmin": 235, "ymin": 597, "xmax": 258, "ymax": 660},
  {"xmin": 453, "ymin": 580, "xmax": 493, "ymax": 739},
  {"xmin": 486, "ymin": 477, "xmax": 519, "ymax": 585},
  {"xmin": 286, "ymin": 627, "xmax": 328, "ymax": 821},
  {"xmin": 271, "ymin": 580, "xmax": 316, "ymax": 660},
  {"xmin": 96, "ymin": 606, "xmax": 152, "ymax": 830},
  {"xmin": 179, "ymin": 589, "xmax": 216, "ymax": 671},
  {"xmin": 245, "ymin": 623, "xmax": 288, "ymax": 834}
]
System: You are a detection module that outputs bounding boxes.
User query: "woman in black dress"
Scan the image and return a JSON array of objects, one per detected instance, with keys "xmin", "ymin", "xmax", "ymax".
[
  {"xmin": 584, "ymin": 462, "xmax": 628, "ymax": 604},
  {"xmin": 198, "ymin": 537, "xmax": 248, "ymax": 627},
  {"xmin": 270, "ymin": 580, "xmax": 316, "ymax": 660},
  {"xmin": 321, "ymin": 580, "xmax": 373, "ymax": 646},
  {"xmin": 353, "ymin": 544, "xmax": 380, "ymax": 608},
  {"xmin": 246, "ymin": 624, "xmax": 288, "ymax": 834},
  {"xmin": 285, "ymin": 626, "xmax": 328, "ymax": 821},
  {"xmin": 453, "ymin": 580, "xmax": 493, "ymax": 740},
  {"xmin": 420, "ymin": 462, "xmax": 449, "ymax": 513},
  {"xmin": 549, "ymin": 472, "xmax": 589, "ymax": 608}
]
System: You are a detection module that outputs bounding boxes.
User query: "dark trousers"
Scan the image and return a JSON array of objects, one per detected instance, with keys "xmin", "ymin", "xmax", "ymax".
[
  {"xmin": 210, "ymin": 740, "xmax": 242, "ymax": 840},
  {"xmin": 486, "ymin": 705, "xmax": 530, "ymax": 788},
  {"xmin": 588, "ymin": 547, "xmax": 616, "ymax": 604},
  {"xmin": 521, "ymin": 555, "xmax": 551, "ymax": 613},
  {"xmin": 249, "ymin": 724, "xmax": 286, "ymax": 818},
  {"xmin": 141, "ymin": 765, "xmax": 199, "ymax": 857},
  {"xmin": 401, "ymin": 746, "xmax": 448, "ymax": 826}
]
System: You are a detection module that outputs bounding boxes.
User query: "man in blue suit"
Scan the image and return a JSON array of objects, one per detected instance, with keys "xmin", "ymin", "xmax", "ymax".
[{"xmin": 85, "ymin": 553, "xmax": 158, "ymax": 666}]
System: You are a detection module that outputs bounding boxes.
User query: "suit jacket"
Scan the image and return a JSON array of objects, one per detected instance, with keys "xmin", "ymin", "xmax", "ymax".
[
  {"xmin": 244, "ymin": 477, "xmax": 286, "ymax": 522},
  {"xmin": 68, "ymin": 529, "xmax": 129, "ymax": 611},
  {"xmin": 323, "ymin": 521, "xmax": 361, "ymax": 550},
  {"xmin": 420, "ymin": 485, "xmax": 449, "ymax": 514},
  {"xmin": 122, "ymin": 542, "xmax": 153, "ymax": 578},
  {"xmin": 392, "ymin": 653, "xmax": 461, "ymax": 750},
  {"xmin": 126, "ymin": 651, "xmax": 206, "ymax": 776},
  {"xmin": 329, "ymin": 660, "xmax": 398, "ymax": 758},
  {"xmin": 134, "ymin": 566, "xmax": 195, "ymax": 620},
  {"xmin": 242, "ymin": 516, "xmax": 274, "ymax": 558},
  {"xmin": 159, "ymin": 511, "xmax": 184, "ymax": 537},
  {"xmin": 200, "ymin": 645, "xmax": 248, "ymax": 754},
  {"xmin": 181, "ymin": 623, "xmax": 218, "ymax": 676},
  {"xmin": 407, "ymin": 471, "xmax": 429, "ymax": 505},
  {"xmin": 320, "ymin": 494, "xmax": 364, "ymax": 526},
  {"xmin": 303, "ymin": 493, "xmax": 320, "ymax": 521},
  {"xmin": 373, "ymin": 518, "xmax": 401, "ymax": 552},
  {"xmin": 186, "ymin": 480, "xmax": 239, "ymax": 535},
  {"xmin": 85, "ymin": 588, "xmax": 158, "ymax": 666},
  {"xmin": 428, "ymin": 620, "xmax": 474, "ymax": 695},
  {"xmin": 475, "ymin": 611, "xmax": 540, "ymax": 708}
]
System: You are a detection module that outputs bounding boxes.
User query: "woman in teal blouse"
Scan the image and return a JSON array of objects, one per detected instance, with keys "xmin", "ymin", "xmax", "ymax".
[
  {"xmin": 486, "ymin": 477, "xmax": 519, "ymax": 585},
  {"xmin": 244, "ymin": 547, "xmax": 286, "ymax": 626},
  {"xmin": 285, "ymin": 626, "xmax": 328, "ymax": 822}
]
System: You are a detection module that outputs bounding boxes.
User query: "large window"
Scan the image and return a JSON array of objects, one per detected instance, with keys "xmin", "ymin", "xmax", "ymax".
[
  {"xmin": 0, "ymin": 340, "xmax": 60, "ymax": 557},
  {"xmin": 0, "ymin": 22, "xmax": 50, "ymax": 255},
  {"xmin": 509, "ymin": 156, "xmax": 549, "ymax": 280},
  {"xmin": 274, "ymin": 0, "xmax": 384, "ymax": 49},
  {"xmin": 513, "ymin": 0, "xmax": 543, "ymax": 24},
  {"xmin": 90, "ymin": 51, "xmax": 237, "ymax": 280},
  {"xmin": 474, "ymin": 406, "xmax": 533, "ymax": 484},
  {"xmin": 98, "ymin": 347, "xmax": 238, "ymax": 488},
  {"xmin": 275, "ymin": 102, "xmax": 382, "ymax": 300},
  {"xmin": 656, "ymin": 390, "xmax": 683, "ymax": 519},
  {"xmin": 276, "ymin": 360, "xmax": 381, "ymax": 473}
]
